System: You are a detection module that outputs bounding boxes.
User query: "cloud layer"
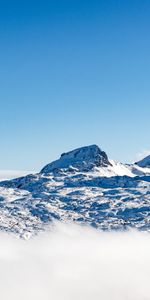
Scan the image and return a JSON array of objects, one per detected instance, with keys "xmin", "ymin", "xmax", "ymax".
[
  {"xmin": 0, "ymin": 170, "xmax": 32, "ymax": 181},
  {"xmin": 0, "ymin": 223, "xmax": 150, "ymax": 300}
]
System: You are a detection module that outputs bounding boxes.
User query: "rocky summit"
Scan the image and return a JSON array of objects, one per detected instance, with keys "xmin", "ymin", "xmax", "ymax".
[{"xmin": 41, "ymin": 145, "xmax": 112, "ymax": 173}]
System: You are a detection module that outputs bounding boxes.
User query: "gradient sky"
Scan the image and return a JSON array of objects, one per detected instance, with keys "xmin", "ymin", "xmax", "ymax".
[{"xmin": 0, "ymin": 0, "xmax": 150, "ymax": 171}]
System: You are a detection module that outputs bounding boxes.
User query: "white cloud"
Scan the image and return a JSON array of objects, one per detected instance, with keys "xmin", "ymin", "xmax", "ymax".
[
  {"xmin": 0, "ymin": 170, "xmax": 32, "ymax": 181},
  {"xmin": 0, "ymin": 223, "xmax": 149, "ymax": 300}
]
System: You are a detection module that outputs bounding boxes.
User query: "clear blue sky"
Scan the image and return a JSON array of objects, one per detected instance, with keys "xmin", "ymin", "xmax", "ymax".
[{"xmin": 0, "ymin": 0, "xmax": 150, "ymax": 171}]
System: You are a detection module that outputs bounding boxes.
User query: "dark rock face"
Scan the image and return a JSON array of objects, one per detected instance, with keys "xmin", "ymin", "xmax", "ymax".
[{"xmin": 41, "ymin": 145, "xmax": 112, "ymax": 173}]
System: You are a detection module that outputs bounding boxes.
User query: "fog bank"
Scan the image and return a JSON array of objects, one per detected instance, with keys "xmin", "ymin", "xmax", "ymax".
[{"xmin": 0, "ymin": 224, "xmax": 149, "ymax": 300}]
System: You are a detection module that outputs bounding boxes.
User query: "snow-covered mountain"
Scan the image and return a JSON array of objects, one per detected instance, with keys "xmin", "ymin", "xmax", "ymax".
[
  {"xmin": 41, "ymin": 144, "xmax": 150, "ymax": 177},
  {"xmin": 41, "ymin": 145, "xmax": 112, "ymax": 173},
  {"xmin": 0, "ymin": 144, "xmax": 150, "ymax": 238}
]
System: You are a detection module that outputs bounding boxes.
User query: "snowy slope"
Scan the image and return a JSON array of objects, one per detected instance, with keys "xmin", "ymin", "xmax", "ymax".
[{"xmin": 0, "ymin": 144, "xmax": 150, "ymax": 237}]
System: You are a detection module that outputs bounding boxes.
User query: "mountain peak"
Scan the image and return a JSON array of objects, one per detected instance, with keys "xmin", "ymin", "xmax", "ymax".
[
  {"xmin": 41, "ymin": 145, "xmax": 112, "ymax": 173},
  {"xmin": 136, "ymin": 155, "xmax": 150, "ymax": 168}
]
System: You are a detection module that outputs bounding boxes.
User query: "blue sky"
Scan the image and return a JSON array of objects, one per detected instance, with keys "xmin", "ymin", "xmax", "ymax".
[{"xmin": 0, "ymin": 0, "xmax": 150, "ymax": 171}]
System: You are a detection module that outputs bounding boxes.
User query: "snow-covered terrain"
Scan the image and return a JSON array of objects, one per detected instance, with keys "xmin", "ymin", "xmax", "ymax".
[{"xmin": 0, "ymin": 144, "xmax": 150, "ymax": 238}]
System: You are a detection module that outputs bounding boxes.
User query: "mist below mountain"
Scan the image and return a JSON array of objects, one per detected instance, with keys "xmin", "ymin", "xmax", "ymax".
[{"xmin": 0, "ymin": 223, "xmax": 149, "ymax": 300}]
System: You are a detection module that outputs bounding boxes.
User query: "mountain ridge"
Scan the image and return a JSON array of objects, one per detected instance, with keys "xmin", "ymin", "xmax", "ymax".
[{"xmin": 0, "ymin": 144, "xmax": 150, "ymax": 238}]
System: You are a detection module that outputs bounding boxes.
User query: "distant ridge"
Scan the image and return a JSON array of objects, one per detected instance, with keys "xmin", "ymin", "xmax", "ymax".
[{"xmin": 136, "ymin": 155, "xmax": 150, "ymax": 168}]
